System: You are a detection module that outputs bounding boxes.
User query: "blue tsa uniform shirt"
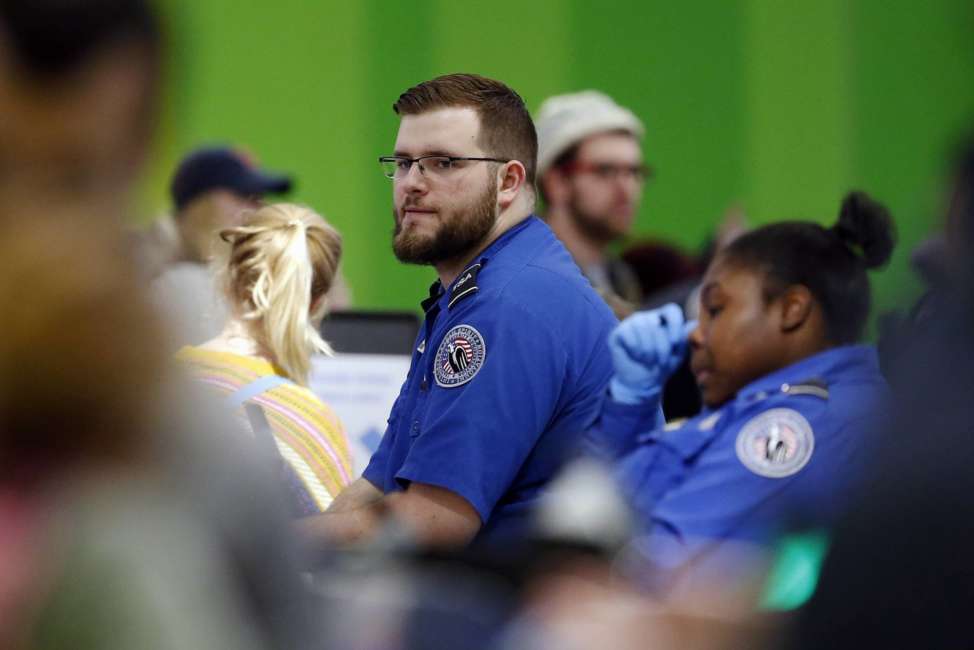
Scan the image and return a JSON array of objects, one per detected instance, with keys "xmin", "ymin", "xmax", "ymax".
[
  {"xmin": 599, "ymin": 345, "xmax": 888, "ymax": 577},
  {"xmin": 363, "ymin": 216, "xmax": 617, "ymax": 544}
]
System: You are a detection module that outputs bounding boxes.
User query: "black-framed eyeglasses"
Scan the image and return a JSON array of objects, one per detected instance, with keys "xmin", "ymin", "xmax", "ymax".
[{"xmin": 379, "ymin": 155, "xmax": 510, "ymax": 180}]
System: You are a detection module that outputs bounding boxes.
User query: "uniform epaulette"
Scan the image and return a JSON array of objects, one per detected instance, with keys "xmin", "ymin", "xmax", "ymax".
[
  {"xmin": 780, "ymin": 378, "xmax": 829, "ymax": 400},
  {"xmin": 448, "ymin": 262, "xmax": 482, "ymax": 309}
]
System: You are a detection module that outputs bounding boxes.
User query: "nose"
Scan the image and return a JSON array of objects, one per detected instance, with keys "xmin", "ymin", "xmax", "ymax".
[
  {"xmin": 398, "ymin": 160, "xmax": 428, "ymax": 195},
  {"xmin": 615, "ymin": 171, "xmax": 642, "ymax": 200}
]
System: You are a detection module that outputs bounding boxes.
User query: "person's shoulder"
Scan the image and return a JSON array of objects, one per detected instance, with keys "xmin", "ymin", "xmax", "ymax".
[
  {"xmin": 790, "ymin": 348, "xmax": 890, "ymax": 431},
  {"xmin": 277, "ymin": 380, "xmax": 327, "ymax": 407},
  {"xmin": 267, "ymin": 381, "xmax": 344, "ymax": 428},
  {"xmin": 721, "ymin": 373, "xmax": 882, "ymax": 473},
  {"xmin": 174, "ymin": 344, "xmax": 203, "ymax": 364},
  {"xmin": 714, "ymin": 394, "xmax": 823, "ymax": 481},
  {"xmin": 485, "ymin": 265, "xmax": 616, "ymax": 342},
  {"xmin": 442, "ymin": 219, "xmax": 616, "ymax": 343},
  {"xmin": 489, "ymin": 253, "xmax": 615, "ymax": 322},
  {"xmin": 730, "ymin": 381, "xmax": 832, "ymax": 426},
  {"xmin": 175, "ymin": 344, "xmax": 225, "ymax": 376},
  {"xmin": 716, "ymin": 380, "xmax": 833, "ymax": 441},
  {"xmin": 486, "ymin": 218, "xmax": 582, "ymax": 283}
]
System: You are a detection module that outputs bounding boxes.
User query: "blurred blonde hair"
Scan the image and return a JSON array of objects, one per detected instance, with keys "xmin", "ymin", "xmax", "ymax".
[{"xmin": 219, "ymin": 203, "xmax": 341, "ymax": 385}]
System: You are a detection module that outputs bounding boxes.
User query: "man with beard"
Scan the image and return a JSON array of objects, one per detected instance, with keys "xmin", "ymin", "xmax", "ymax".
[
  {"xmin": 298, "ymin": 73, "xmax": 617, "ymax": 548},
  {"xmin": 536, "ymin": 91, "xmax": 649, "ymax": 317}
]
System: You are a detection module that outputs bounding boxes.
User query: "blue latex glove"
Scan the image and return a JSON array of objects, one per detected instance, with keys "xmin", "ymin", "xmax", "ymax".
[{"xmin": 608, "ymin": 303, "xmax": 696, "ymax": 405}]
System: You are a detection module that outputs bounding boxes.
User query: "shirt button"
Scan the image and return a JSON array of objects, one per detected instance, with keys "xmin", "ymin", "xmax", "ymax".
[{"xmin": 411, "ymin": 420, "xmax": 420, "ymax": 433}]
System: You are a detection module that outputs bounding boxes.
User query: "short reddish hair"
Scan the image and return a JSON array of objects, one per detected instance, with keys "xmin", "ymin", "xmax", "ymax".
[{"xmin": 393, "ymin": 73, "xmax": 538, "ymax": 185}]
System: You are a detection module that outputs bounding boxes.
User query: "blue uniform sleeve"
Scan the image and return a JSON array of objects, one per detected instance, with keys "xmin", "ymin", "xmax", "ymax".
[
  {"xmin": 361, "ymin": 421, "xmax": 392, "ymax": 488},
  {"xmin": 644, "ymin": 400, "xmax": 836, "ymax": 567},
  {"xmin": 584, "ymin": 395, "xmax": 665, "ymax": 459},
  {"xmin": 394, "ymin": 302, "xmax": 569, "ymax": 522},
  {"xmin": 362, "ymin": 387, "xmax": 409, "ymax": 488},
  {"xmin": 362, "ymin": 329, "xmax": 429, "ymax": 491}
]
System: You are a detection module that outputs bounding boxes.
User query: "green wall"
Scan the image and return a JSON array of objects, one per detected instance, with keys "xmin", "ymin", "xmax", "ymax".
[{"xmin": 145, "ymin": 0, "xmax": 974, "ymax": 318}]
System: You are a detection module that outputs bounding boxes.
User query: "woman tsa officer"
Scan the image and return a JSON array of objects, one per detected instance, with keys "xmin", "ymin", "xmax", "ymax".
[{"xmin": 596, "ymin": 191, "xmax": 896, "ymax": 591}]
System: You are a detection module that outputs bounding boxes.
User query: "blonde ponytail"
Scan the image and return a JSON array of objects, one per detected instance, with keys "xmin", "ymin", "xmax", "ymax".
[{"xmin": 220, "ymin": 203, "xmax": 342, "ymax": 384}]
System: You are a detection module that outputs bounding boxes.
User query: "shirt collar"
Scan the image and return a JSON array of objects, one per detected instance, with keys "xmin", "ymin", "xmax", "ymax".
[
  {"xmin": 735, "ymin": 344, "xmax": 879, "ymax": 403},
  {"xmin": 420, "ymin": 278, "xmax": 444, "ymax": 313},
  {"xmin": 418, "ymin": 216, "xmax": 539, "ymax": 312}
]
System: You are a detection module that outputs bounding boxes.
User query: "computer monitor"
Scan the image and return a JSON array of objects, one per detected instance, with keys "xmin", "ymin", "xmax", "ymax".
[{"xmin": 319, "ymin": 310, "xmax": 420, "ymax": 356}]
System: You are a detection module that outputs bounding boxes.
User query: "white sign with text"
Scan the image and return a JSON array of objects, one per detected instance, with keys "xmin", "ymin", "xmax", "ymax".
[{"xmin": 309, "ymin": 353, "xmax": 410, "ymax": 476}]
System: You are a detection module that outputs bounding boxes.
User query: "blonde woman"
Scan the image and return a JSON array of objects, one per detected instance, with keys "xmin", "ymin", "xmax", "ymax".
[{"xmin": 177, "ymin": 203, "xmax": 352, "ymax": 515}]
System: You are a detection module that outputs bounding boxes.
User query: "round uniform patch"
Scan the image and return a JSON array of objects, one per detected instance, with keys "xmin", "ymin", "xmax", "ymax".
[
  {"xmin": 735, "ymin": 408, "xmax": 815, "ymax": 478},
  {"xmin": 434, "ymin": 324, "xmax": 486, "ymax": 388}
]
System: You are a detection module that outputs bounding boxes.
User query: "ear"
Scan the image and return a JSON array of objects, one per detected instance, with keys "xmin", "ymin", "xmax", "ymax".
[
  {"xmin": 496, "ymin": 160, "xmax": 527, "ymax": 211},
  {"xmin": 777, "ymin": 285, "xmax": 814, "ymax": 333}
]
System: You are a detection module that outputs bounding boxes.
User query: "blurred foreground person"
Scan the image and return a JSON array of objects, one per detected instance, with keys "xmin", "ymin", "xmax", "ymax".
[
  {"xmin": 178, "ymin": 203, "xmax": 353, "ymax": 515},
  {"xmin": 0, "ymin": 1, "xmax": 317, "ymax": 647},
  {"xmin": 0, "ymin": 220, "xmax": 276, "ymax": 650},
  {"xmin": 879, "ymin": 131, "xmax": 974, "ymax": 373},
  {"xmin": 791, "ymin": 131, "xmax": 974, "ymax": 649},
  {"xmin": 593, "ymin": 192, "xmax": 895, "ymax": 597},
  {"xmin": 536, "ymin": 91, "xmax": 648, "ymax": 317}
]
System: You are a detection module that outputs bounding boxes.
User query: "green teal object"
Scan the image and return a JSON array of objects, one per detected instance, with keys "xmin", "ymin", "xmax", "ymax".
[{"xmin": 760, "ymin": 531, "xmax": 829, "ymax": 611}]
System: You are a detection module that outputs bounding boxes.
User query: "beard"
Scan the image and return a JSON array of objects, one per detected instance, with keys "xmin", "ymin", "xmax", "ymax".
[
  {"xmin": 392, "ymin": 176, "xmax": 498, "ymax": 266},
  {"xmin": 568, "ymin": 193, "xmax": 632, "ymax": 245}
]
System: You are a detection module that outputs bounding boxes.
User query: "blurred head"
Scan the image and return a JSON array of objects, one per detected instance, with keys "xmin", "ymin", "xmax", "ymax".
[
  {"xmin": 536, "ymin": 91, "xmax": 647, "ymax": 244},
  {"xmin": 171, "ymin": 147, "xmax": 293, "ymax": 263},
  {"xmin": 689, "ymin": 192, "xmax": 896, "ymax": 407},
  {"xmin": 620, "ymin": 240, "xmax": 702, "ymax": 298},
  {"xmin": 0, "ymin": 213, "xmax": 166, "ymax": 483},
  {"xmin": 388, "ymin": 73, "xmax": 536, "ymax": 266},
  {"xmin": 177, "ymin": 190, "xmax": 263, "ymax": 263},
  {"xmin": 220, "ymin": 203, "xmax": 341, "ymax": 385},
  {"xmin": 0, "ymin": 0, "xmax": 162, "ymax": 203},
  {"xmin": 0, "ymin": 0, "xmax": 166, "ymax": 484}
]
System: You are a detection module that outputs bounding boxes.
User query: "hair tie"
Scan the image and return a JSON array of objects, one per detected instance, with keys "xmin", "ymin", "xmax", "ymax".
[{"xmin": 286, "ymin": 218, "xmax": 310, "ymax": 263}]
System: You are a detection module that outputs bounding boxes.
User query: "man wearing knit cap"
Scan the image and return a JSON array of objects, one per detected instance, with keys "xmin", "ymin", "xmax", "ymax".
[{"xmin": 536, "ymin": 91, "xmax": 649, "ymax": 317}]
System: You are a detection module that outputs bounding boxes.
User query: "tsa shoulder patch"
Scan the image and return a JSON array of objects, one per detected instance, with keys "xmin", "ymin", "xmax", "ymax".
[
  {"xmin": 434, "ymin": 324, "xmax": 486, "ymax": 388},
  {"xmin": 735, "ymin": 408, "xmax": 815, "ymax": 478}
]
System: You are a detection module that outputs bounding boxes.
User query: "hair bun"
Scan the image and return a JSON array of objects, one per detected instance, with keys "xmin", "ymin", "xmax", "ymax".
[{"xmin": 831, "ymin": 191, "xmax": 896, "ymax": 269}]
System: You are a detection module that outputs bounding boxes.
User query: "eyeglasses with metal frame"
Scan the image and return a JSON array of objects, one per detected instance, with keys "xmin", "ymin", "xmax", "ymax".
[{"xmin": 379, "ymin": 155, "xmax": 510, "ymax": 180}]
